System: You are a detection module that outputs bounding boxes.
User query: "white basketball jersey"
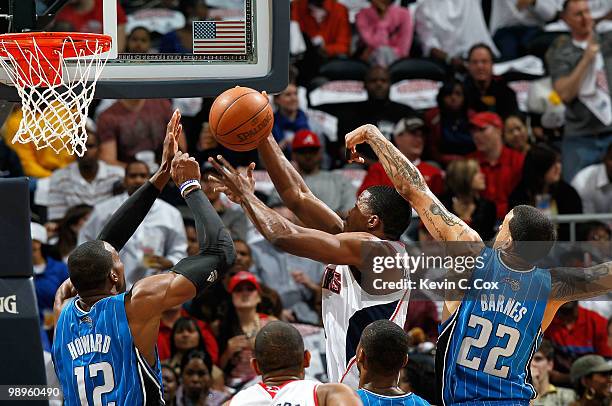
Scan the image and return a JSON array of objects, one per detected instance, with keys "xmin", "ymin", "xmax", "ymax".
[
  {"xmin": 321, "ymin": 240, "xmax": 410, "ymax": 389},
  {"xmin": 229, "ymin": 380, "xmax": 318, "ymax": 406}
]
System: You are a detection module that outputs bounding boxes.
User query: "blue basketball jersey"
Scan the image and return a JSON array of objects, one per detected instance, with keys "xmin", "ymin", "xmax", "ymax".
[
  {"xmin": 357, "ymin": 389, "xmax": 431, "ymax": 405},
  {"xmin": 52, "ymin": 293, "xmax": 164, "ymax": 406},
  {"xmin": 436, "ymin": 247, "xmax": 551, "ymax": 406}
]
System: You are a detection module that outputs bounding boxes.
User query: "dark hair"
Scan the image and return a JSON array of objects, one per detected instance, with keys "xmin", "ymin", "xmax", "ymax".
[
  {"xmin": 517, "ymin": 143, "xmax": 560, "ymax": 200},
  {"xmin": 606, "ymin": 142, "xmax": 612, "ymax": 157},
  {"xmin": 67, "ymin": 240, "xmax": 114, "ymax": 292},
  {"xmin": 232, "ymin": 239, "xmax": 251, "ymax": 256},
  {"xmin": 577, "ymin": 221, "xmax": 611, "ymax": 242},
  {"xmin": 179, "ymin": 0, "xmax": 207, "ymax": 17},
  {"xmin": 508, "ymin": 205, "xmax": 557, "ymax": 263},
  {"xmin": 437, "ymin": 79, "xmax": 468, "ymax": 116},
  {"xmin": 161, "ymin": 362, "xmax": 179, "ymax": 382},
  {"xmin": 183, "ymin": 218, "xmax": 196, "ymax": 230},
  {"xmin": 254, "ymin": 321, "xmax": 304, "ymax": 374},
  {"xmin": 360, "ymin": 320, "xmax": 409, "ymax": 376},
  {"xmin": 125, "ymin": 160, "xmax": 150, "ymax": 175},
  {"xmin": 362, "ymin": 185, "xmax": 412, "ymax": 240},
  {"xmin": 468, "ymin": 43, "xmax": 495, "ymax": 61},
  {"xmin": 56, "ymin": 204, "xmax": 94, "ymax": 258},
  {"xmin": 180, "ymin": 349, "xmax": 213, "ymax": 377},
  {"xmin": 127, "ymin": 26, "xmax": 151, "ymax": 40},
  {"xmin": 170, "ymin": 317, "xmax": 207, "ymax": 358},
  {"xmin": 537, "ymin": 339, "xmax": 554, "ymax": 360}
]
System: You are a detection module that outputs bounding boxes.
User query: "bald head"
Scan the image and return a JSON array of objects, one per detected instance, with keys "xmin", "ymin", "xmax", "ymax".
[{"xmin": 254, "ymin": 321, "xmax": 305, "ymax": 374}]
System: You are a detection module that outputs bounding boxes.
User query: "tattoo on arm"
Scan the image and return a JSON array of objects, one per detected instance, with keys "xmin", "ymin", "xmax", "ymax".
[
  {"xmin": 550, "ymin": 263, "xmax": 612, "ymax": 300},
  {"xmin": 369, "ymin": 136, "xmax": 427, "ymax": 194},
  {"xmin": 430, "ymin": 203, "xmax": 461, "ymax": 226}
]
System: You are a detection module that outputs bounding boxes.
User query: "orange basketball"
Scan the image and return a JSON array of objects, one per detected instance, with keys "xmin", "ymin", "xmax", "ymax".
[{"xmin": 209, "ymin": 86, "xmax": 274, "ymax": 152}]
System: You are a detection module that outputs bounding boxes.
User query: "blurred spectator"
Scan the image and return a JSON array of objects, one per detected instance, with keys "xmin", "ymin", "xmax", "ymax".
[
  {"xmin": 97, "ymin": 99, "xmax": 186, "ymax": 166},
  {"xmin": 269, "ymin": 130, "xmax": 356, "ymax": 216},
  {"xmin": 569, "ymin": 355, "xmax": 612, "ymax": 406},
  {"xmin": 201, "ymin": 162, "xmax": 248, "ymax": 241},
  {"xmin": 571, "ymin": 142, "xmax": 612, "ymax": 214},
  {"xmin": 355, "ymin": 0, "xmax": 413, "ymax": 67},
  {"xmin": 184, "ymin": 218, "xmax": 199, "ymax": 256},
  {"xmin": 54, "ymin": 0, "xmax": 126, "ymax": 52},
  {"xmin": 547, "ymin": 0, "xmax": 612, "ymax": 182},
  {"xmin": 578, "ymin": 221, "xmax": 611, "ymax": 262},
  {"xmin": 126, "ymin": 26, "xmax": 152, "ymax": 53},
  {"xmin": 164, "ymin": 317, "xmax": 217, "ymax": 372},
  {"xmin": 530, "ymin": 340, "xmax": 577, "ymax": 406},
  {"xmin": 468, "ymin": 112, "xmax": 525, "ymax": 220},
  {"xmin": 31, "ymin": 222, "xmax": 69, "ymax": 338},
  {"xmin": 0, "ymin": 136, "xmax": 23, "ymax": 178},
  {"xmin": 404, "ymin": 300, "xmax": 439, "ymax": 343},
  {"xmin": 160, "ymin": 0, "xmax": 209, "ymax": 53},
  {"xmin": 47, "ymin": 125, "xmax": 124, "ymax": 220},
  {"xmin": 358, "ymin": 116, "xmax": 444, "ymax": 196},
  {"xmin": 464, "ymin": 43, "xmax": 520, "ymax": 119},
  {"xmin": 414, "ymin": 0, "xmax": 498, "ymax": 72},
  {"xmin": 440, "ymin": 159, "xmax": 497, "ymax": 241},
  {"xmin": 79, "ymin": 161, "xmax": 187, "ymax": 287},
  {"xmin": 509, "ymin": 144, "xmax": 582, "ymax": 240},
  {"xmin": 503, "ymin": 113, "xmax": 531, "ymax": 154},
  {"xmin": 425, "ymin": 79, "xmax": 476, "ymax": 166},
  {"xmin": 545, "ymin": 301, "xmax": 612, "ymax": 386},
  {"xmin": 49, "ymin": 204, "xmax": 93, "ymax": 262},
  {"xmin": 249, "ymin": 204, "xmax": 323, "ymax": 325},
  {"xmin": 489, "ymin": 0, "xmax": 559, "ymax": 61},
  {"xmin": 272, "ymin": 81, "xmax": 310, "ymax": 157},
  {"xmin": 175, "ymin": 350, "xmax": 228, "ymax": 406},
  {"xmin": 217, "ymin": 271, "xmax": 275, "ymax": 388},
  {"xmin": 2, "ymin": 107, "xmax": 75, "ymax": 178},
  {"xmin": 291, "ymin": 0, "xmax": 351, "ymax": 57},
  {"xmin": 161, "ymin": 364, "xmax": 179, "ymax": 406}
]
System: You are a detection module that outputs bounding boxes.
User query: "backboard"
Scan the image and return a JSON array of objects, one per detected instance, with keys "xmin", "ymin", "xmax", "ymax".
[{"xmin": 0, "ymin": 0, "xmax": 289, "ymax": 101}]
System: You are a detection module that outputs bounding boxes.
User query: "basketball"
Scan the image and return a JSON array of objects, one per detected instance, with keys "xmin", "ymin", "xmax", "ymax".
[{"xmin": 209, "ymin": 86, "xmax": 274, "ymax": 152}]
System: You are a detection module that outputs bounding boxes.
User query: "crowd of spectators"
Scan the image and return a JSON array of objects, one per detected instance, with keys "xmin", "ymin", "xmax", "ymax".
[{"xmin": 2, "ymin": 0, "xmax": 612, "ymax": 404}]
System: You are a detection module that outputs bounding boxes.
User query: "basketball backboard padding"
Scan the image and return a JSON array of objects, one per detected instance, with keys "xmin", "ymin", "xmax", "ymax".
[{"xmin": 0, "ymin": 0, "xmax": 289, "ymax": 100}]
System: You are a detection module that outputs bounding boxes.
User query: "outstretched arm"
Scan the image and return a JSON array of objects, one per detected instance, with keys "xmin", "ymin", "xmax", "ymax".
[
  {"xmin": 98, "ymin": 109, "xmax": 182, "ymax": 251},
  {"xmin": 346, "ymin": 124, "xmax": 482, "ymax": 244},
  {"xmin": 258, "ymin": 134, "xmax": 344, "ymax": 234},
  {"xmin": 550, "ymin": 261, "xmax": 612, "ymax": 302}
]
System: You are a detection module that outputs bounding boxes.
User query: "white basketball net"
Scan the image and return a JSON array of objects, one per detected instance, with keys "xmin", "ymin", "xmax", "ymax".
[{"xmin": 0, "ymin": 35, "xmax": 110, "ymax": 156}]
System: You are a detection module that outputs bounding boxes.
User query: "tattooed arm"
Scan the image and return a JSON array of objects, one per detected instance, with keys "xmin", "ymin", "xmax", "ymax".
[
  {"xmin": 346, "ymin": 124, "xmax": 483, "ymax": 245},
  {"xmin": 550, "ymin": 262, "xmax": 612, "ymax": 302}
]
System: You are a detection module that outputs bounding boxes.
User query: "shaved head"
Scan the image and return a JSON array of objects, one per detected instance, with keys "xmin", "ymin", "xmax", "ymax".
[{"xmin": 254, "ymin": 321, "xmax": 304, "ymax": 374}]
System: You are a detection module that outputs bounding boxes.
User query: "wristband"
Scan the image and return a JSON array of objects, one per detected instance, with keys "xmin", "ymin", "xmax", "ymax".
[{"xmin": 179, "ymin": 179, "xmax": 201, "ymax": 197}]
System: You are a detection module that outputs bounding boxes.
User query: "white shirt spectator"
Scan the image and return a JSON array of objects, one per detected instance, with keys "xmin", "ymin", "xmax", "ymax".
[
  {"xmin": 78, "ymin": 193, "xmax": 187, "ymax": 287},
  {"xmin": 490, "ymin": 0, "xmax": 559, "ymax": 35},
  {"xmin": 46, "ymin": 161, "xmax": 124, "ymax": 220},
  {"xmin": 571, "ymin": 163, "xmax": 612, "ymax": 214},
  {"xmin": 415, "ymin": 0, "xmax": 500, "ymax": 58}
]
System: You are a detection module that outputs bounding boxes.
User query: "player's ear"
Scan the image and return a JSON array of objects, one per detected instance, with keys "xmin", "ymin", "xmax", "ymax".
[
  {"xmin": 303, "ymin": 350, "xmax": 311, "ymax": 368},
  {"xmin": 251, "ymin": 358, "xmax": 261, "ymax": 375},
  {"xmin": 402, "ymin": 354, "xmax": 409, "ymax": 368},
  {"xmin": 367, "ymin": 214, "xmax": 380, "ymax": 230}
]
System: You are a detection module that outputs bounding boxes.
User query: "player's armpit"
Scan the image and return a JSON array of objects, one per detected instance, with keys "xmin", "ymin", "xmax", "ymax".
[
  {"xmin": 549, "ymin": 262, "xmax": 612, "ymax": 302},
  {"xmin": 316, "ymin": 383, "xmax": 363, "ymax": 406},
  {"xmin": 272, "ymin": 229, "xmax": 375, "ymax": 267}
]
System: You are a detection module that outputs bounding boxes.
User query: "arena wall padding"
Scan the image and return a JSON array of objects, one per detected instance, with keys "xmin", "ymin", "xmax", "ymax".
[{"xmin": 0, "ymin": 178, "xmax": 33, "ymax": 277}]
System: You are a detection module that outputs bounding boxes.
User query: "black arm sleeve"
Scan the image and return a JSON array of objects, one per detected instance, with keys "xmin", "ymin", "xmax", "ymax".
[
  {"xmin": 172, "ymin": 189, "xmax": 236, "ymax": 293},
  {"xmin": 97, "ymin": 181, "xmax": 160, "ymax": 251}
]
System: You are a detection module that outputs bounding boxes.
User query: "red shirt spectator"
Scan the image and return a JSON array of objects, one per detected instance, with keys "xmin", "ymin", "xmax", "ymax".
[
  {"xmin": 467, "ymin": 112, "xmax": 524, "ymax": 219},
  {"xmin": 157, "ymin": 308, "xmax": 219, "ymax": 365},
  {"xmin": 55, "ymin": 0, "xmax": 127, "ymax": 34},
  {"xmin": 358, "ymin": 161, "xmax": 444, "ymax": 196},
  {"xmin": 291, "ymin": 0, "xmax": 351, "ymax": 57}
]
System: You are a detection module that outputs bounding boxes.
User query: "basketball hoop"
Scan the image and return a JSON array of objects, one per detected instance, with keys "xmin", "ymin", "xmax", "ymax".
[{"xmin": 0, "ymin": 32, "xmax": 112, "ymax": 156}]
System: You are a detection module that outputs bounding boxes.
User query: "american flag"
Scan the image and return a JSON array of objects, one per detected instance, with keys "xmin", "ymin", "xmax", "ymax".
[{"xmin": 192, "ymin": 20, "xmax": 246, "ymax": 54}]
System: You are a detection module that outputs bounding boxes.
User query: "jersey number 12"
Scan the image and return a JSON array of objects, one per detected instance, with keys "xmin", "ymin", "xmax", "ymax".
[
  {"xmin": 456, "ymin": 314, "xmax": 521, "ymax": 379},
  {"xmin": 74, "ymin": 362, "xmax": 115, "ymax": 406}
]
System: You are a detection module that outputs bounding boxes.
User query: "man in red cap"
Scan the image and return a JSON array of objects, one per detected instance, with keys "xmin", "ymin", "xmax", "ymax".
[
  {"xmin": 268, "ymin": 129, "xmax": 356, "ymax": 217},
  {"xmin": 468, "ymin": 111, "xmax": 525, "ymax": 219}
]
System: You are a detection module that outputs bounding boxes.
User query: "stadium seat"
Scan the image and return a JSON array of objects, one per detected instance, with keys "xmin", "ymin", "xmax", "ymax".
[
  {"xmin": 318, "ymin": 58, "xmax": 370, "ymax": 81},
  {"xmin": 388, "ymin": 58, "xmax": 448, "ymax": 84}
]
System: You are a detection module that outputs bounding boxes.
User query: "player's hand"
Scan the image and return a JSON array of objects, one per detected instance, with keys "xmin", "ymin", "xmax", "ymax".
[
  {"xmin": 345, "ymin": 124, "xmax": 383, "ymax": 164},
  {"xmin": 208, "ymin": 156, "xmax": 256, "ymax": 201},
  {"xmin": 171, "ymin": 151, "xmax": 201, "ymax": 186},
  {"xmin": 161, "ymin": 109, "xmax": 182, "ymax": 173}
]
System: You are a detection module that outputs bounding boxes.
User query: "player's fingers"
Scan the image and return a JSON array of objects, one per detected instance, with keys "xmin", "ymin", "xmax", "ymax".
[
  {"xmin": 208, "ymin": 157, "xmax": 228, "ymax": 177},
  {"xmin": 208, "ymin": 174, "xmax": 223, "ymax": 184},
  {"xmin": 246, "ymin": 162, "xmax": 255, "ymax": 179},
  {"xmin": 217, "ymin": 155, "xmax": 237, "ymax": 174}
]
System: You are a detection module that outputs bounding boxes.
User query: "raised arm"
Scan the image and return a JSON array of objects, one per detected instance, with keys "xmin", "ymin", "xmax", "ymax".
[
  {"xmin": 53, "ymin": 278, "xmax": 77, "ymax": 325},
  {"xmin": 346, "ymin": 124, "xmax": 482, "ymax": 244},
  {"xmin": 98, "ymin": 109, "xmax": 182, "ymax": 251},
  {"xmin": 258, "ymin": 134, "xmax": 344, "ymax": 234},
  {"xmin": 550, "ymin": 261, "xmax": 612, "ymax": 302}
]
